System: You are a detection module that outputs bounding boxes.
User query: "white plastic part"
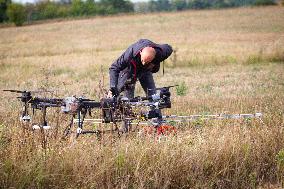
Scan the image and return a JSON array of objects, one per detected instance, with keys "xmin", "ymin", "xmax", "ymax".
[
  {"xmin": 20, "ymin": 115, "xmax": 31, "ymax": 122},
  {"xmin": 151, "ymin": 93, "xmax": 160, "ymax": 101},
  {"xmin": 32, "ymin": 125, "xmax": 40, "ymax": 130},
  {"xmin": 32, "ymin": 125, "xmax": 51, "ymax": 130},
  {"xmin": 255, "ymin": 113, "xmax": 262, "ymax": 117},
  {"xmin": 154, "ymin": 102, "xmax": 159, "ymax": 108},
  {"xmin": 121, "ymin": 97, "xmax": 129, "ymax": 102},
  {"xmin": 77, "ymin": 127, "xmax": 82, "ymax": 134},
  {"xmin": 43, "ymin": 126, "xmax": 51, "ymax": 130}
]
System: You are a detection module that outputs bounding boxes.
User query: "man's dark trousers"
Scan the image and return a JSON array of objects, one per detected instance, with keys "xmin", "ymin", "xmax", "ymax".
[{"xmin": 118, "ymin": 71, "xmax": 156, "ymax": 99}]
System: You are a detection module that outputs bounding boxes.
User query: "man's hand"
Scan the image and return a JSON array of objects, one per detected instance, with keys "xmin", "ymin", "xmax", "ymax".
[
  {"xmin": 107, "ymin": 90, "xmax": 113, "ymax": 98},
  {"xmin": 107, "ymin": 87, "xmax": 119, "ymax": 98}
]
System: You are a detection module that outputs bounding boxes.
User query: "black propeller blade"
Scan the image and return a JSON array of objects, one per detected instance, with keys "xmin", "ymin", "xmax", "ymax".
[
  {"xmin": 3, "ymin": 89, "xmax": 54, "ymax": 94},
  {"xmin": 3, "ymin": 89, "xmax": 27, "ymax": 93}
]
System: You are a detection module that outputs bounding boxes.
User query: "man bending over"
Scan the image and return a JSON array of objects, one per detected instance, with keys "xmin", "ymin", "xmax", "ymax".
[{"xmin": 108, "ymin": 39, "xmax": 173, "ymax": 100}]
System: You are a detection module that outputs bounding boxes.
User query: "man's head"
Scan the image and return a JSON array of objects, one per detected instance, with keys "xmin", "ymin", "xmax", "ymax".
[{"xmin": 140, "ymin": 47, "xmax": 156, "ymax": 65}]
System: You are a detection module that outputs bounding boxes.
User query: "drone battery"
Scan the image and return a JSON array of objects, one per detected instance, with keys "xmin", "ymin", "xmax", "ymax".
[{"xmin": 101, "ymin": 98, "xmax": 115, "ymax": 123}]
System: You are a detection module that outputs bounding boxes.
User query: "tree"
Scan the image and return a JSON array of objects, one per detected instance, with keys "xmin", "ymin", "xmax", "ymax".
[
  {"xmin": 71, "ymin": 0, "xmax": 85, "ymax": 16},
  {"xmin": 0, "ymin": 0, "xmax": 11, "ymax": 22},
  {"xmin": 42, "ymin": 2, "xmax": 59, "ymax": 19},
  {"xmin": 6, "ymin": 3, "xmax": 26, "ymax": 26},
  {"xmin": 85, "ymin": 0, "xmax": 98, "ymax": 15},
  {"xmin": 188, "ymin": 0, "xmax": 211, "ymax": 9},
  {"xmin": 171, "ymin": 0, "xmax": 187, "ymax": 10},
  {"xmin": 134, "ymin": 2, "xmax": 149, "ymax": 12},
  {"xmin": 100, "ymin": 0, "xmax": 134, "ymax": 14},
  {"xmin": 157, "ymin": 0, "xmax": 171, "ymax": 11},
  {"xmin": 254, "ymin": 0, "xmax": 276, "ymax": 6}
]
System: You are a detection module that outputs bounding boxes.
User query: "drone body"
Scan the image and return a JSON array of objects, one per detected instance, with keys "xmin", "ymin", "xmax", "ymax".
[{"xmin": 4, "ymin": 86, "xmax": 262, "ymax": 140}]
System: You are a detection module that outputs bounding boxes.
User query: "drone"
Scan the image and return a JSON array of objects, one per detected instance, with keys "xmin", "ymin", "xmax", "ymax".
[{"xmin": 4, "ymin": 86, "xmax": 263, "ymax": 139}]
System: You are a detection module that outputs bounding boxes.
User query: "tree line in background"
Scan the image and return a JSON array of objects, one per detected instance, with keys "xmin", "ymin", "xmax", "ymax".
[
  {"xmin": 137, "ymin": 0, "xmax": 277, "ymax": 12},
  {"xmin": 0, "ymin": 0, "xmax": 281, "ymax": 26}
]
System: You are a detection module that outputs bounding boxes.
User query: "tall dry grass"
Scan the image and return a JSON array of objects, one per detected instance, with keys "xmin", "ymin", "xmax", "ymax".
[{"xmin": 0, "ymin": 6, "xmax": 284, "ymax": 188}]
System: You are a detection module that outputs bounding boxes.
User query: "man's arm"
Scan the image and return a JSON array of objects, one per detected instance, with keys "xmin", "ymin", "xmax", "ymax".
[
  {"xmin": 109, "ymin": 46, "xmax": 133, "ymax": 89},
  {"xmin": 159, "ymin": 44, "xmax": 173, "ymax": 61},
  {"xmin": 151, "ymin": 44, "xmax": 173, "ymax": 73}
]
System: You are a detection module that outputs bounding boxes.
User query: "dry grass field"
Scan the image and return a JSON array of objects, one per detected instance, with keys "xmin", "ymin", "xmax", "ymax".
[{"xmin": 0, "ymin": 5, "xmax": 284, "ymax": 188}]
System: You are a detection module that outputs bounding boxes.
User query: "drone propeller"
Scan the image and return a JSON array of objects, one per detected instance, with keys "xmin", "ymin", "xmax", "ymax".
[
  {"xmin": 156, "ymin": 85, "xmax": 178, "ymax": 90},
  {"xmin": 147, "ymin": 85, "xmax": 178, "ymax": 92},
  {"xmin": 3, "ymin": 89, "xmax": 28, "ymax": 93},
  {"xmin": 3, "ymin": 89, "xmax": 54, "ymax": 94}
]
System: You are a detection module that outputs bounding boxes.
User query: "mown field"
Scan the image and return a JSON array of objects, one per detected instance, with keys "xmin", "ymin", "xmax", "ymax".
[{"xmin": 0, "ymin": 5, "xmax": 284, "ymax": 188}]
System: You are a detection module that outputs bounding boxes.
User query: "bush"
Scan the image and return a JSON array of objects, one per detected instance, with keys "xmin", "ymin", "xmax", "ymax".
[
  {"xmin": 85, "ymin": 0, "xmax": 98, "ymax": 15},
  {"xmin": 42, "ymin": 2, "xmax": 59, "ymax": 19},
  {"xmin": 57, "ymin": 5, "xmax": 71, "ymax": 18},
  {"xmin": 71, "ymin": 0, "xmax": 85, "ymax": 16},
  {"xmin": 176, "ymin": 82, "xmax": 187, "ymax": 96},
  {"xmin": 254, "ymin": 0, "xmax": 276, "ymax": 6},
  {"xmin": 32, "ymin": 1, "xmax": 66, "ymax": 20},
  {"xmin": 6, "ymin": 3, "xmax": 26, "ymax": 26}
]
